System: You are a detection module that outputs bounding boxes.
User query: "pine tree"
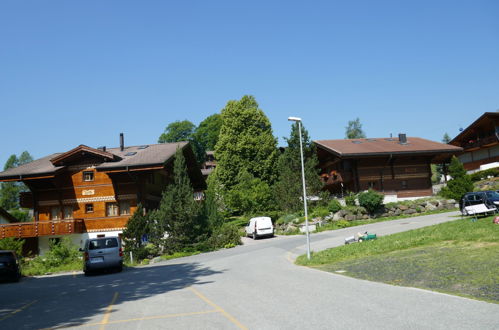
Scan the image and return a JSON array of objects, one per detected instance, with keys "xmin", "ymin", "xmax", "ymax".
[
  {"xmin": 274, "ymin": 122, "xmax": 322, "ymax": 212},
  {"xmin": 155, "ymin": 147, "xmax": 206, "ymax": 252},
  {"xmin": 440, "ymin": 156, "xmax": 473, "ymax": 200},
  {"xmin": 122, "ymin": 204, "xmax": 149, "ymax": 252}
]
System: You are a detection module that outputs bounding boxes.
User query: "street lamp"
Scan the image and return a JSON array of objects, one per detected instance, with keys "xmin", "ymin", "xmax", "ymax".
[{"xmin": 288, "ymin": 116, "xmax": 311, "ymax": 260}]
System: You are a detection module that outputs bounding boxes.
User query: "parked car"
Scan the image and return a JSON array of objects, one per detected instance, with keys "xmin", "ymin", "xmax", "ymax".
[
  {"xmin": 0, "ymin": 250, "xmax": 21, "ymax": 282},
  {"xmin": 81, "ymin": 237, "xmax": 123, "ymax": 275},
  {"xmin": 245, "ymin": 217, "xmax": 274, "ymax": 239},
  {"xmin": 459, "ymin": 191, "xmax": 499, "ymax": 215}
]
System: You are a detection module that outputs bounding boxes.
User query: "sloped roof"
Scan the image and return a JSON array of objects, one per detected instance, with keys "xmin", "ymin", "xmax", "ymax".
[
  {"xmin": 449, "ymin": 112, "xmax": 499, "ymax": 145},
  {"xmin": 315, "ymin": 137, "xmax": 462, "ymax": 157},
  {"xmin": 0, "ymin": 142, "xmax": 189, "ymax": 181}
]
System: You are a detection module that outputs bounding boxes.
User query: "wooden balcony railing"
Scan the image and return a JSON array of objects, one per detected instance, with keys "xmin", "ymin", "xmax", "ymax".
[
  {"xmin": 82, "ymin": 217, "xmax": 129, "ymax": 232},
  {"xmin": 462, "ymin": 135, "xmax": 498, "ymax": 150},
  {"xmin": 0, "ymin": 219, "xmax": 85, "ymax": 239}
]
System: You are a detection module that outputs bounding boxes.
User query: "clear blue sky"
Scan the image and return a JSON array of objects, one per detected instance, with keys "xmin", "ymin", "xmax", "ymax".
[{"xmin": 1, "ymin": 1, "xmax": 498, "ymax": 167}]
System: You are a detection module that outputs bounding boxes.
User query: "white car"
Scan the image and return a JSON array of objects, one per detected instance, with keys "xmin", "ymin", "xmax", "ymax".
[{"xmin": 245, "ymin": 217, "xmax": 274, "ymax": 239}]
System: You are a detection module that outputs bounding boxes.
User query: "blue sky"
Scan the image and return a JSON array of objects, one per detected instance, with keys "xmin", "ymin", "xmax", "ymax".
[{"xmin": 1, "ymin": 1, "xmax": 498, "ymax": 167}]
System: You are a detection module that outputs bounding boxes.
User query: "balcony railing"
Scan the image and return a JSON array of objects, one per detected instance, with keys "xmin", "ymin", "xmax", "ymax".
[
  {"xmin": 0, "ymin": 219, "xmax": 85, "ymax": 239},
  {"xmin": 462, "ymin": 135, "xmax": 498, "ymax": 150}
]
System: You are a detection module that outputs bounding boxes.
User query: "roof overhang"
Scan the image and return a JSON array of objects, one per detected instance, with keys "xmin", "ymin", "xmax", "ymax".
[{"xmin": 50, "ymin": 145, "xmax": 117, "ymax": 166}]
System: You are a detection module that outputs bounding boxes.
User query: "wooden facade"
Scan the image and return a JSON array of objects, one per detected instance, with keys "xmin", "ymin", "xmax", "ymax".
[
  {"xmin": 0, "ymin": 142, "xmax": 205, "ymax": 245},
  {"xmin": 315, "ymin": 136, "xmax": 462, "ymax": 198},
  {"xmin": 449, "ymin": 112, "xmax": 499, "ymax": 171}
]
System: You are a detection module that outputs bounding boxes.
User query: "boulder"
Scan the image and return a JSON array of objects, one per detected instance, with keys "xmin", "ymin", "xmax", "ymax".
[
  {"xmin": 399, "ymin": 205, "xmax": 409, "ymax": 211},
  {"xmin": 446, "ymin": 199, "xmax": 456, "ymax": 204},
  {"xmin": 345, "ymin": 214, "xmax": 356, "ymax": 221},
  {"xmin": 404, "ymin": 208, "xmax": 416, "ymax": 215},
  {"xmin": 425, "ymin": 202, "xmax": 437, "ymax": 211},
  {"xmin": 362, "ymin": 215, "xmax": 369, "ymax": 220},
  {"xmin": 332, "ymin": 212, "xmax": 343, "ymax": 221}
]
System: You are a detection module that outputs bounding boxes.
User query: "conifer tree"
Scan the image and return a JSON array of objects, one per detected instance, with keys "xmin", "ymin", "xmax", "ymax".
[
  {"xmin": 440, "ymin": 156, "xmax": 473, "ymax": 200},
  {"xmin": 274, "ymin": 122, "xmax": 322, "ymax": 212},
  {"xmin": 155, "ymin": 147, "xmax": 206, "ymax": 252},
  {"xmin": 122, "ymin": 204, "xmax": 149, "ymax": 252}
]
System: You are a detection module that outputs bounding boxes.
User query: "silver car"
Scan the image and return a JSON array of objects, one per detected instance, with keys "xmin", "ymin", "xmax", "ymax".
[{"xmin": 82, "ymin": 237, "xmax": 123, "ymax": 275}]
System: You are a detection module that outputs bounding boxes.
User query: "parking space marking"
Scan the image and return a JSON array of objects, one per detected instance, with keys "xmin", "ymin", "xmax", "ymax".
[
  {"xmin": 0, "ymin": 300, "xmax": 37, "ymax": 322},
  {"xmin": 99, "ymin": 292, "xmax": 118, "ymax": 330},
  {"xmin": 189, "ymin": 287, "xmax": 248, "ymax": 330}
]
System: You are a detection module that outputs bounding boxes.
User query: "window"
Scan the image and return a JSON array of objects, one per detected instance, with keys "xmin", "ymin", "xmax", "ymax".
[
  {"xmin": 119, "ymin": 201, "xmax": 130, "ymax": 215},
  {"xmin": 50, "ymin": 207, "xmax": 61, "ymax": 220},
  {"xmin": 63, "ymin": 206, "xmax": 73, "ymax": 219},
  {"xmin": 85, "ymin": 203, "xmax": 94, "ymax": 213},
  {"xmin": 83, "ymin": 171, "xmax": 94, "ymax": 182},
  {"xmin": 106, "ymin": 203, "xmax": 118, "ymax": 217},
  {"xmin": 401, "ymin": 180, "xmax": 408, "ymax": 189}
]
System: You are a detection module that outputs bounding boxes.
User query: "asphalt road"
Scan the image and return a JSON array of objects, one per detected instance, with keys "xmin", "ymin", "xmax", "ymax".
[{"xmin": 1, "ymin": 211, "xmax": 498, "ymax": 329}]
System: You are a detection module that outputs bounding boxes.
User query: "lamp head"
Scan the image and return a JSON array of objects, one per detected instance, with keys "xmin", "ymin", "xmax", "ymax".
[{"xmin": 288, "ymin": 116, "xmax": 302, "ymax": 122}]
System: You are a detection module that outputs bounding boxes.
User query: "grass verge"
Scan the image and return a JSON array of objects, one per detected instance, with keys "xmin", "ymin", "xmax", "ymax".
[{"xmin": 296, "ymin": 216, "xmax": 499, "ymax": 303}]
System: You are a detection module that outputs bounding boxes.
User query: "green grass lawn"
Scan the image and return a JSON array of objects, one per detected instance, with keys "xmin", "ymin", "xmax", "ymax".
[{"xmin": 296, "ymin": 216, "xmax": 499, "ymax": 303}]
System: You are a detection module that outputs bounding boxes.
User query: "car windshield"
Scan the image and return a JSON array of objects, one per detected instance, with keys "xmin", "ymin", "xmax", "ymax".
[
  {"xmin": 486, "ymin": 191, "xmax": 499, "ymax": 199},
  {"xmin": 89, "ymin": 238, "xmax": 118, "ymax": 250}
]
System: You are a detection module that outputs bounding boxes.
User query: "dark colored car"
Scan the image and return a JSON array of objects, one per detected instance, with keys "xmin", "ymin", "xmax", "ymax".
[
  {"xmin": 81, "ymin": 237, "xmax": 123, "ymax": 275},
  {"xmin": 0, "ymin": 250, "xmax": 21, "ymax": 282},
  {"xmin": 459, "ymin": 191, "xmax": 499, "ymax": 214}
]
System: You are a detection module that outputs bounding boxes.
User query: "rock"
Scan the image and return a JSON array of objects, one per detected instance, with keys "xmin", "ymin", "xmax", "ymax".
[
  {"xmin": 394, "ymin": 209, "xmax": 402, "ymax": 216},
  {"xmin": 404, "ymin": 208, "xmax": 416, "ymax": 215},
  {"xmin": 425, "ymin": 202, "xmax": 437, "ymax": 211},
  {"xmin": 286, "ymin": 224, "xmax": 298, "ymax": 232},
  {"xmin": 345, "ymin": 214, "xmax": 356, "ymax": 221},
  {"xmin": 446, "ymin": 199, "xmax": 456, "ymax": 204},
  {"xmin": 399, "ymin": 205, "xmax": 409, "ymax": 211},
  {"xmin": 332, "ymin": 212, "xmax": 343, "ymax": 221},
  {"xmin": 362, "ymin": 215, "xmax": 369, "ymax": 219}
]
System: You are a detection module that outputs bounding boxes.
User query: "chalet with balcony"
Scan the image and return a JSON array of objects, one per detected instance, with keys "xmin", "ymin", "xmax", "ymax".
[
  {"xmin": 0, "ymin": 138, "xmax": 205, "ymax": 254},
  {"xmin": 315, "ymin": 135, "xmax": 462, "ymax": 198},
  {"xmin": 448, "ymin": 112, "xmax": 499, "ymax": 172}
]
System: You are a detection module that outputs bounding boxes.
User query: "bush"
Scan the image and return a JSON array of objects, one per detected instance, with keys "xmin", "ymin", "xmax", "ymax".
[
  {"xmin": 336, "ymin": 220, "xmax": 350, "ymax": 228},
  {"xmin": 23, "ymin": 237, "xmax": 81, "ymax": 275},
  {"xmin": 206, "ymin": 224, "xmax": 242, "ymax": 250},
  {"xmin": 277, "ymin": 214, "xmax": 299, "ymax": 225},
  {"xmin": 345, "ymin": 192, "xmax": 357, "ymax": 206},
  {"xmin": 469, "ymin": 167, "xmax": 499, "ymax": 182},
  {"xmin": 0, "ymin": 237, "xmax": 24, "ymax": 256},
  {"xmin": 311, "ymin": 207, "xmax": 330, "ymax": 218},
  {"xmin": 440, "ymin": 176, "xmax": 474, "ymax": 200},
  {"xmin": 357, "ymin": 189, "xmax": 384, "ymax": 214},
  {"xmin": 328, "ymin": 199, "xmax": 342, "ymax": 213}
]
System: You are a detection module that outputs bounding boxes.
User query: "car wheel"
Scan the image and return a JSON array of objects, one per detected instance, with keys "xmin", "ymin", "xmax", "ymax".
[
  {"xmin": 252, "ymin": 232, "xmax": 257, "ymax": 240},
  {"xmin": 117, "ymin": 262, "xmax": 123, "ymax": 273}
]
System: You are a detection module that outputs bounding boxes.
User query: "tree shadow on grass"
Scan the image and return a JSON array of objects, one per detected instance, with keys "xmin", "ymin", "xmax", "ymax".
[{"xmin": 0, "ymin": 262, "xmax": 222, "ymax": 329}]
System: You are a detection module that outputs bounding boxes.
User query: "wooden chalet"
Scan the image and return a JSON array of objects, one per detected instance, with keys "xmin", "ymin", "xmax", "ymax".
[
  {"xmin": 315, "ymin": 135, "xmax": 462, "ymax": 198},
  {"xmin": 0, "ymin": 137, "xmax": 205, "ymax": 254},
  {"xmin": 448, "ymin": 112, "xmax": 499, "ymax": 172}
]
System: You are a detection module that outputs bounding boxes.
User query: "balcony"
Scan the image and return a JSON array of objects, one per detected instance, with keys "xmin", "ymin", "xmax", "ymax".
[
  {"xmin": 462, "ymin": 135, "xmax": 498, "ymax": 151},
  {"xmin": 0, "ymin": 219, "xmax": 84, "ymax": 239}
]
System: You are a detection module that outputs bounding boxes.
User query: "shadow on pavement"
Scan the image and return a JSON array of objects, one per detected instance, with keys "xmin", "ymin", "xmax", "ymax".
[{"xmin": 0, "ymin": 261, "xmax": 221, "ymax": 329}]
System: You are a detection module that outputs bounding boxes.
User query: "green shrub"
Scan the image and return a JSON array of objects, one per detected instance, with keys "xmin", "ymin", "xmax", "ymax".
[
  {"xmin": 328, "ymin": 199, "xmax": 342, "ymax": 213},
  {"xmin": 311, "ymin": 207, "xmax": 330, "ymax": 218},
  {"xmin": 358, "ymin": 189, "xmax": 384, "ymax": 214},
  {"xmin": 0, "ymin": 237, "xmax": 24, "ymax": 256},
  {"xmin": 23, "ymin": 237, "xmax": 81, "ymax": 275},
  {"xmin": 440, "ymin": 176, "xmax": 474, "ymax": 200},
  {"xmin": 345, "ymin": 192, "xmax": 357, "ymax": 206},
  {"xmin": 336, "ymin": 220, "xmax": 350, "ymax": 228},
  {"xmin": 206, "ymin": 224, "xmax": 242, "ymax": 250},
  {"xmin": 277, "ymin": 214, "xmax": 299, "ymax": 225},
  {"xmin": 469, "ymin": 167, "xmax": 499, "ymax": 182}
]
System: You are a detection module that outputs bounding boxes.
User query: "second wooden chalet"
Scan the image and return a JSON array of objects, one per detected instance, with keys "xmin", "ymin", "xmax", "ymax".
[
  {"xmin": 315, "ymin": 134, "xmax": 462, "ymax": 198},
  {"xmin": 0, "ymin": 137, "xmax": 205, "ymax": 254}
]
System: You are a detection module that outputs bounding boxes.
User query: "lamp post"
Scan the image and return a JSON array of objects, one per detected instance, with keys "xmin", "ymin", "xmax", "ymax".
[{"xmin": 288, "ymin": 116, "xmax": 311, "ymax": 260}]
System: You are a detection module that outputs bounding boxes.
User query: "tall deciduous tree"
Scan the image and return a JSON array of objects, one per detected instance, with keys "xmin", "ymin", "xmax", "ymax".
[
  {"xmin": 345, "ymin": 118, "xmax": 366, "ymax": 139},
  {"xmin": 215, "ymin": 95, "xmax": 279, "ymax": 191},
  {"xmin": 154, "ymin": 148, "xmax": 207, "ymax": 252},
  {"xmin": 158, "ymin": 120, "xmax": 205, "ymax": 164},
  {"xmin": 193, "ymin": 113, "xmax": 222, "ymax": 152},
  {"xmin": 274, "ymin": 122, "xmax": 322, "ymax": 213}
]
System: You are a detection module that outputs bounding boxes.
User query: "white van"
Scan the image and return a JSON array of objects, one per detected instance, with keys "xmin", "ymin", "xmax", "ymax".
[{"xmin": 245, "ymin": 217, "xmax": 274, "ymax": 239}]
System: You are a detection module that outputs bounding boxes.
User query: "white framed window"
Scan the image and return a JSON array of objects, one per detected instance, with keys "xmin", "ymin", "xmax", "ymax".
[
  {"xmin": 83, "ymin": 171, "xmax": 94, "ymax": 182},
  {"xmin": 119, "ymin": 201, "xmax": 130, "ymax": 215},
  {"xmin": 50, "ymin": 207, "xmax": 61, "ymax": 220},
  {"xmin": 106, "ymin": 202, "xmax": 118, "ymax": 217},
  {"xmin": 63, "ymin": 206, "xmax": 73, "ymax": 219}
]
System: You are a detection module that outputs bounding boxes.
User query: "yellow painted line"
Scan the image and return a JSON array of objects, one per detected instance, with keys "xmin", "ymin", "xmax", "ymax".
[
  {"xmin": 0, "ymin": 300, "xmax": 37, "ymax": 322},
  {"xmin": 80, "ymin": 309, "xmax": 219, "ymax": 327},
  {"xmin": 99, "ymin": 292, "xmax": 119, "ymax": 330},
  {"xmin": 189, "ymin": 287, "xmax": 248, "ymax": 330}
]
